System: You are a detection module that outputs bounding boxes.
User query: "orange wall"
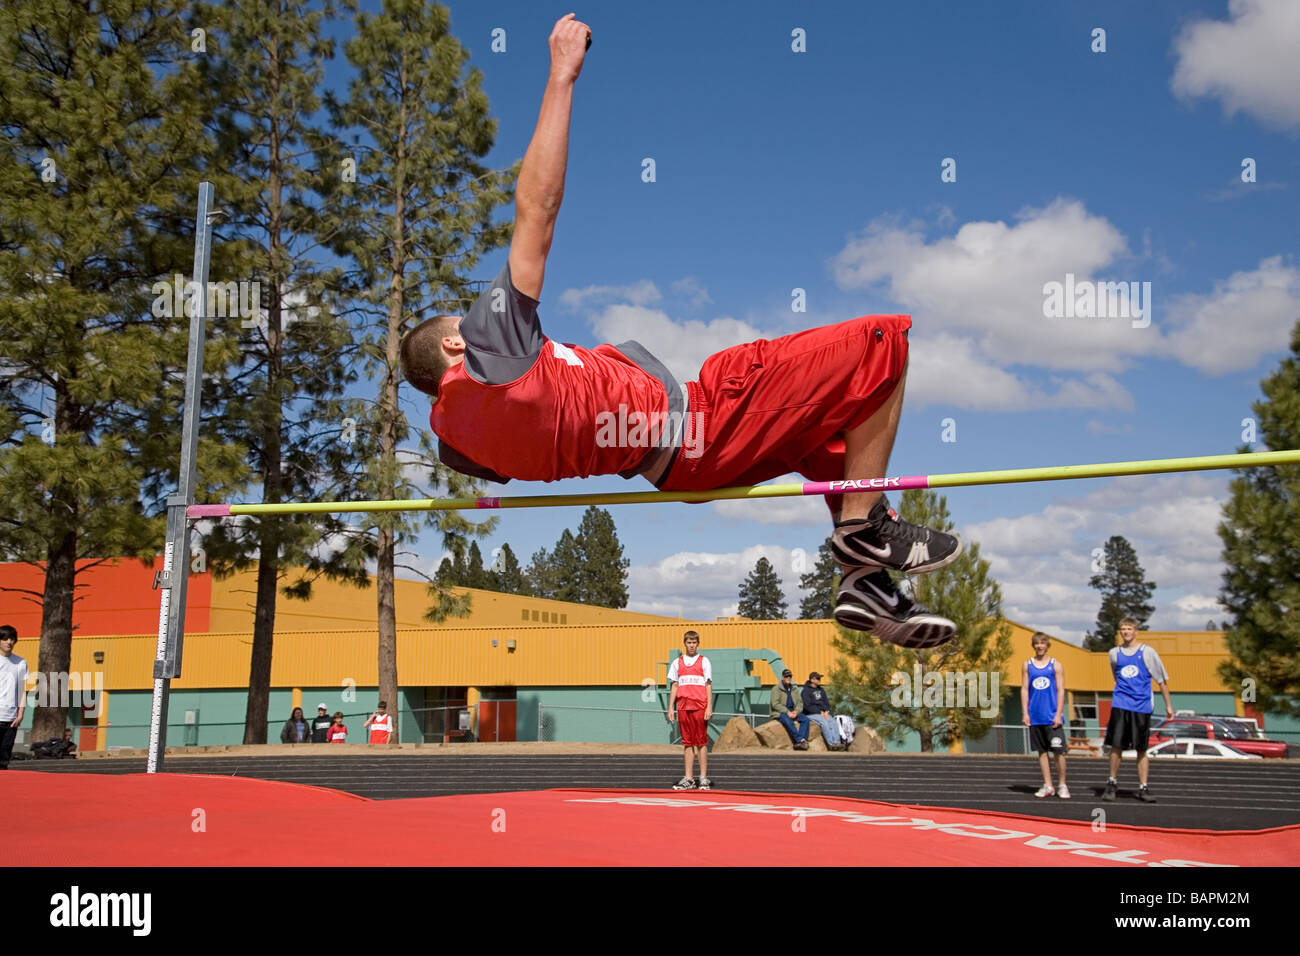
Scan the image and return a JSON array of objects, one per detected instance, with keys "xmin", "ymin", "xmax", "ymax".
[{"xmin": 0, "ymin": 559, "xmax": 211, "ymax": 638}]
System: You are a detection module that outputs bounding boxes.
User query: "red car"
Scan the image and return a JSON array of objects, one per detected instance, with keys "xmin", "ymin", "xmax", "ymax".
[{"xmin": 1149, "ymin": 717, "xmax": 1289, "ymax": 758}]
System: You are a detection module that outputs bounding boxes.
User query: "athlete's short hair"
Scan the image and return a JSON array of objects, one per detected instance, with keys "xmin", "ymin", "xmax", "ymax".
[
  {"xmin": 683, "ymin": 630, "xmax": 700, "ymax": 644},
  {"xmin": 1119, "ymin": 617, "xmax": 1138, "ymax": 628},
  {"xmin": 0, "ymin": 624, "xmax": 16, "ymax": 642},
  {"xmin": 400, "ymin": 315, "xmax": 461, "ymax": 398},
  {"xmin": 1031, "ymin": 631, "xmax": 1050, "ymax": 645}
]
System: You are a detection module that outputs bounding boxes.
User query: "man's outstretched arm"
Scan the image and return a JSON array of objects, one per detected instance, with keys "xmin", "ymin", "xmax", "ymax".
[{"xmin": 509, "ymin": 13, "xmax": 590, "ymax": 301}]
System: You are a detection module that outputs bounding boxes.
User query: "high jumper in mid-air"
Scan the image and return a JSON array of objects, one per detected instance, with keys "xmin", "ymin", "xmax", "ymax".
[{"xmin": 401, "ymin": 13, "xmax": 961, "ymax": 648}]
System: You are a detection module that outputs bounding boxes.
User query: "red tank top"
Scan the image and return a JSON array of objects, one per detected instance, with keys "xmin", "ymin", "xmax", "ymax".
[
  {"xmin": 430, "ymin": 339, "xmax": 669, "ymax": 482},
  {"xmin": 675, "ymin": 654, "xmax": 708, "ymax": 707},
  {"xmin": 368, "ymin": 713, "xmax": 392, "ymax": 744}
]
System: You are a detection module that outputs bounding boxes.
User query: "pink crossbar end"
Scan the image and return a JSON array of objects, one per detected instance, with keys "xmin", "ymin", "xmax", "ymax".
[
  {"xmin": 476, "ymin": 497, "xmax": 501, "ymax": 509},
  {"xmin": 187, "ymin": 504, "xmax": 232, "ymax": 518}
]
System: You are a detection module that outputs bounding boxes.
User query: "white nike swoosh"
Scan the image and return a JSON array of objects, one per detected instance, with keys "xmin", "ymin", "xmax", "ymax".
[
  {"xmin": 852, "ymin": 540, "xmax": 893, "ymax": 559},
  {"xmin": 864, "ymin": 580, "xmax": 902, "ymax": 610}
]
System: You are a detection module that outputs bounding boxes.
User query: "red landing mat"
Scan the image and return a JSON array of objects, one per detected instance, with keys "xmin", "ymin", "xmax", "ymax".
[{"xmin": 8, "ymin": 772, "xmax": 1297, "ymax": 866}]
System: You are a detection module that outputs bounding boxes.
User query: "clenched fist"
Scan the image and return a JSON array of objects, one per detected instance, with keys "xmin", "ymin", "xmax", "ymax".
[{"xmin": 549, "ymin": 13, "xmax": 591, "ymax": 83}]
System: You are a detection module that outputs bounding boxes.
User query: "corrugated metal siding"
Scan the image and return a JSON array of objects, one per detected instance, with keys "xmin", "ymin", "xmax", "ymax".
[{"xmin": 14, "ymin": 622, "xmax": 1234, "ymax": 692}]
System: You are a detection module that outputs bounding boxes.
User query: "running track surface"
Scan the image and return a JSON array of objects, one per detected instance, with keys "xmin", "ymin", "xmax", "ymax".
[
  {"xmin": 10, "ymin": 765, "xmax": 1299, "ymax": 866},
  {"xmin": 20, "ymin": 753, "xmax": 1300, "ymax": 831}
]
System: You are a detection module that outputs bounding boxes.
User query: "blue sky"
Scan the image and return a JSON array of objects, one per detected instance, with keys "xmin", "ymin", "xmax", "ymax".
[{"xmin": 330, "ymin": 1, "xmax": 1299, "ymax": 641}]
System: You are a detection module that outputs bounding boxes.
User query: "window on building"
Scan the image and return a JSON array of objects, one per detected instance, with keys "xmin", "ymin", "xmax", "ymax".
[
  {"xmin": 531, "ymin": 610, "xmax": 539, "ymax": 621},
  {"xmin": 521, "ymin": 609, "xmax": 529, "ymax": 621},
  {"xmin": 542, "ymin": 611, "xmax": 550, "ymax": 623},
  {"xmin": 1071, "ymin": 691, "xmax": 1098, "ymax": 731}
]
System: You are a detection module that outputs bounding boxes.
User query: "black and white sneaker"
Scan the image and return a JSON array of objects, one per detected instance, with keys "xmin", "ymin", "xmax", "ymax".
[
  {"xmin": 698, "ymin": 777, "xmax": 713, "ymax": 791},
  {"xmin": 672, "ymin": 776, "xmax": 697, "ymax": 790},
  {"xmin": 834, "ymin": 567, "xmax": 957, "ymax": 648},
  {"xmin": 832, "ymin": 496, "xmax": 962, "ymax": 574}
]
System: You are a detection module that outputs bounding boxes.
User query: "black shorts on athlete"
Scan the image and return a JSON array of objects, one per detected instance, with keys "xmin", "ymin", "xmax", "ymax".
[
  {"xmin": 1103, "ymin": 707, "xmax": 1151, "ymax": 753},
  {"xmin": 1030, "ymin": 724, "xmax": 1068, "ymax": 755}
]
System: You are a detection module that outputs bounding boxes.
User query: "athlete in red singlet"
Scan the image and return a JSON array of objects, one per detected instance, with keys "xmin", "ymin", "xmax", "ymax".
[
  {"xmin": 400, "ymin": 15, "xmax": 962, "ymax": 649},
  {"xmin": 667, "ymin": 631, "xmax": 713, "ymax": 790}
]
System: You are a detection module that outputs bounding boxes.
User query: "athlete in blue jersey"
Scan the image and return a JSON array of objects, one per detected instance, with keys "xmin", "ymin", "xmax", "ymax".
[
  {"xmin": 1021, "ymin": 632, "xmax": 1069, "ymax": 798},
  {"xmin": 1103, "ymin": 618, "xmax": 1173, "ymax": 803}
]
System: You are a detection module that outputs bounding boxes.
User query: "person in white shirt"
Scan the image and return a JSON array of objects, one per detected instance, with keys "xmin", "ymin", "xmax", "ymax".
[{"xmin": 0, "ymin": 625, "xmax": 28, "ymax": 769}]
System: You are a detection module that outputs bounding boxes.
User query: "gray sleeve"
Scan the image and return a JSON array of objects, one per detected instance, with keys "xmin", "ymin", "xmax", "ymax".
[
  {"xmin": 459, "ymin": 261, "xmax": 545, "ymax": 385},
  {"xmin": 1143, "ymin": 646, "xmax": 1169, "ymax": 684}
]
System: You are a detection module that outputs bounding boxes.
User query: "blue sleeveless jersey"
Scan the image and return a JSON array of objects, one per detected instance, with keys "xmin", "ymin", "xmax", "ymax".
[
  {"xmin": 1111, "ymin": 646, "xmax": 1154, "ymax": 714},
  {"xmin": 1027, "ymin": 658, "xmax": 1059, "ymax": 725}
]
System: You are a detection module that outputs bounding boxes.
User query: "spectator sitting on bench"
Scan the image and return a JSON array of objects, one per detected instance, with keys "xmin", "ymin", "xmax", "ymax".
[
  {"xmin": 802, "ymin": 672, "xmax": 846, "ymax": 750},
  {"xmin": 770, "ymin": 668, "xmax": 810, "ymax": 751}
]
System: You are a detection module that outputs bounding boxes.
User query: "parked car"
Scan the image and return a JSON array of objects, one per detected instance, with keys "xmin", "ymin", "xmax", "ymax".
[
  {"xmin": 1145, "ymin": 738, "xmax": 1261, "ymax": 760},
  {"xmin": 1149, "ymin": 717, "xmax": 1288, "ymax": 758}
]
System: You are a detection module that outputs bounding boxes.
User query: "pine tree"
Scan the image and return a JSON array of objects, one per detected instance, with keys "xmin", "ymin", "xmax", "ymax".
[
  {"xmin": 827, "ymin": 490, "xmax": 1012, "ymax": 752},
  {"xmin": 738, "ymin": 557, "xmax": 787, "ymax": 620},
  {"xmin": 188, "ymin": 0, "xmax": 371, "ymax": 743},
  {"xmin": 434, "ymin": 555, "xmax": 459, "ymax": 588},
  {"xmin": 301, "ymin": 0, "xmax": 515, "ymax": 727},
  {"xmin": 1217, "ymin": 318, "xmax": 1300, "ymax": 714},
  {"xmin": 491, "ymin": 543, "xmax": 530, "ymax": 595},
  {"xmin": 1084, "ymin": 536, "xmax": 1156, "ymax": 651},
  {"xmin": 573, "ymin": 507, "xmax": 629, "ymax": 608},
  {"xmin": 525, "ymin": 547, "xmax": 556, "ymax": 599},
  {"xmin": 0, "ymin": 0, "xmax": 248, "ymax": 740},
  {"xmin": 464, "ymin": 541, "xmax": 490, "ymax": 589},
  {"xmin": 550, "ymin": 530, "xmax": 584, "ymax": 603},
  {"xmin": 798, "ymin": 538, "xmax": 839, "ymax": 619}
]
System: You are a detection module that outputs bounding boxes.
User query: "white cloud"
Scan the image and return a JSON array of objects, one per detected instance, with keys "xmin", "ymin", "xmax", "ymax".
[
  {"xmin": 1171, "ymin": 0, "xmax": 1300, "ymax": 133},
  {"xmin": 586, "ymin": 304, "xmax": 768, "ymax": 385},
  {"xmin": 670, "ymin": 277, "xmax": 713, "ymax": 308},
  {"xmin": 711, "ymin": 474, "xmax": 831, "ymax": 526},
  {"xmin": 628, "ymin": 544, "xmax": 804, "ymax": 620},
  {"xmin": 557, "ymin": 280, "xmax": 662, "ymax": 310},
  {"xmin": 831, "ymin": 200, "xmax": 1159, "ymax": 373},
  {"xmin": 1160, "ymin": 256, "xmax": 1300, "ymax": 375},
  {"xmin": 958, "ymin": 473, "xmax": 1232, "ymax": 642},
  {"xmin": 907, "ymin": 333, "xmax": 1135, "ymax": 411}
]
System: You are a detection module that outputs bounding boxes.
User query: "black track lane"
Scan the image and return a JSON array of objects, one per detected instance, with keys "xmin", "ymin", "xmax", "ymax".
[{"xmin": 21, "ymin": 753, "xmax": 1300, "ymax": 832}]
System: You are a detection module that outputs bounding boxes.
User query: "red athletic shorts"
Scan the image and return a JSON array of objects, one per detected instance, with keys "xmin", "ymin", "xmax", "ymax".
[
  {"xmin": 659, "ymin": 316, "xmax": 910, "ymax": 507},
  {"xmin": 677, "ymin": 706, "xmax": 707, "ymax": 748}
]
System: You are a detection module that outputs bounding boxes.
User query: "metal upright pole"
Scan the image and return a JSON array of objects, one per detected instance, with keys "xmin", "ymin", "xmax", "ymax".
[{"xmin": 148, "ymin": 182, "xmax": 215, "ymax": 773}]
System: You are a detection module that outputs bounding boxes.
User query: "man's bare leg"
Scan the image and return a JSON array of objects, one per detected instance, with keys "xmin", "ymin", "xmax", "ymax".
[
  {"xmin": 829, "ymin": 359, "xmax": 963, "ymax": 649},
  {"xmin": 839, "ymin": 361, "xmax": 907, "ymax": 521}
]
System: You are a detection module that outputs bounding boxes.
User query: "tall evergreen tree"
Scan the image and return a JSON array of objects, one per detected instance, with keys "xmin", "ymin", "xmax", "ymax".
[
  {"xmin": 1084, "ymin": 535, "xmax": 1156, "ymax": 651},
  {"xmin": 550, "ymin": 529, "xmax": 584, "ymax": 603},
  {"xmin": 0, "ymin": 0, "xmax": 248, "ymax": 740},
  {"xmin": 491, "ymin": 543, "xmax": 530, "ymax": 595},
  {"xmin": 797, "ymin": 538, "xmax": 839, "ymax": 619},
  {"xmin": 1217, "ymin": 319, "xmax": 1300, "ymax": 714},
  {"xmin": 189, "ymin": 0, "xmax": 371, "ymax": 743},
  {"xmin": 573, "ymin": 506, "xmax": 629, "ymax": 608},
  {"xmin": 738, "ymin": 557, "xmax": 787, "ymax": 620},
  {"xmin": 828, "ymin": 490, "xmax": 1012, "ymax": 752},
  {"xmin": 303, "ymin": 0, "xmax": 515, "ymax": 730},
  {"xmin": 525, "ymin": 547, "xmax": 556, "ymax": 600},
  {"xmin": 464, "ymin": 541, "xmax": 490, "ymax": 589}
]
